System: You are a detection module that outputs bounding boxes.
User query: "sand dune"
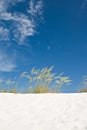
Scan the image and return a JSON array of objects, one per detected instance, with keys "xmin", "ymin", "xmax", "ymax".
[{"xmin": 0, "ymin": 93, "xmax": 87, "ymax": 130}]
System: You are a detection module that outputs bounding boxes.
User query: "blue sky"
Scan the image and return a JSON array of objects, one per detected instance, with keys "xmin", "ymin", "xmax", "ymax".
[{"xmin": 0, "ymin": 0, "xmax": 87, "ymax": 92}]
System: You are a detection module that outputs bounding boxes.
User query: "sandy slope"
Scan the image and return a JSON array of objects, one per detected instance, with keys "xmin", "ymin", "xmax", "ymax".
[{"xmin": 0, "ymin": 93, "xmax": 87, "ymax": 130}]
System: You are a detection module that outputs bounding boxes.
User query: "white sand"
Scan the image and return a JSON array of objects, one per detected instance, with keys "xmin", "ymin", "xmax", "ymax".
[{"xmin": 0, "ymin": 93, "xmax": 87, "ymax": 130}]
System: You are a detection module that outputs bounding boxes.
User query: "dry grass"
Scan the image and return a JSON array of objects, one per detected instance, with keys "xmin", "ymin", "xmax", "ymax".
[
  {"xmin": 34, "ymin": 85, "xmax": 58, "ymax": 93},
  {"xmin": 9, "ymin": 89, "xmax": 17, "ymax": 94},
  {"xmin": 0, "ymin": 67, "xmax": 71, "ymax": 94},
  {"xmin": 34, "ymin": 85, "xmax": 50, "ymax": 93},
  {"xmin": 0, "ymin": 89, "xmax": 8, "ymax": 93},
  {"xmin": 0, "ymin": 88, "xmax": 17, "ymax": 94},
  {"xmin": 79, "ymin": 88, "xmax": 87, "ymax": 93}
]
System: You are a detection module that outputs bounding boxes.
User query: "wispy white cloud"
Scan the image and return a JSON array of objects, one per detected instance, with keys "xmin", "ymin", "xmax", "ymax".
[
  {"xmin": 0, "ymin": 0, "xmax": 43, "ymax": 44},
  {"xmin": 28, "ymin": 0, "xmax": 43, "ymax": 17},
  {"xmin": 0, "ymin": 0, "xmax": 24, "ymax": 13},
  {"xmin": 0, "ymin": 0, "xmax": 44, "ymax": 72},
  {"xmin": 47, "ymin": 45, "xmax": 51, "ymax": 51},
  {"xmin": 0, "ymin": 53, "xmax": 16, "ymax": 72},
  {"xmin": 81, "ymin": 0, "xmax": 87, "ymax": 9},
  {"xmin": 0, "ymin": 27, "xmax": 9, "ymax": 41}
]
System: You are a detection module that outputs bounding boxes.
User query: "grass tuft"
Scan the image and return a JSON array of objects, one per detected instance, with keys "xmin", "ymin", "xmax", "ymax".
[
  {"xmin": 79, "ymin": 88, "xmax": 87, "ymax": 93},
  {"xmin": 34, "ymin": 85, "xmax": 49, "ymax": 93},
  {"xmin": 0, "ymin": 66, "xmax": 71, "ymax": 94}
]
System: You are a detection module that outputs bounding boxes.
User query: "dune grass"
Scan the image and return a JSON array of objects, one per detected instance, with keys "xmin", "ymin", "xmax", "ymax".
[
  {"xmin": 80, "ymin": 88, "xmax": 87, "ymax": 93},
  {"xmin": 0, "ymin": 68, "xmax": 87, "ymax": 94},
  {"xmin": 0, "ymin": 66, "xmax": 72, "ymax": 94},
  {"xmin": 79, "ymin": 75, "xmax": 87, "ymax": 93}
]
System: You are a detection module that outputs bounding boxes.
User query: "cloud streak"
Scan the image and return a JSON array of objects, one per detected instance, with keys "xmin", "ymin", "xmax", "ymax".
[
  {"xmin": 0, "ymin": 26, "xmax": 9, "ymax": 41},
  {"xmin": 28, "ymin": 0, "xmax": 43, "ymax": 17},
  {"xmin": 0, "ymin": 0, "xmax": 44, "ymax": 72},
  {"xmin": 81, "ymin": 0, "xmax": 87, "ymax": 9},
  {"xmin": 0, "ymin": 0, "xmax": 43, "ymax": 44},
  {"xmin": 0, "ymin": 53, "xmax": 16, "ymax": 72}
]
